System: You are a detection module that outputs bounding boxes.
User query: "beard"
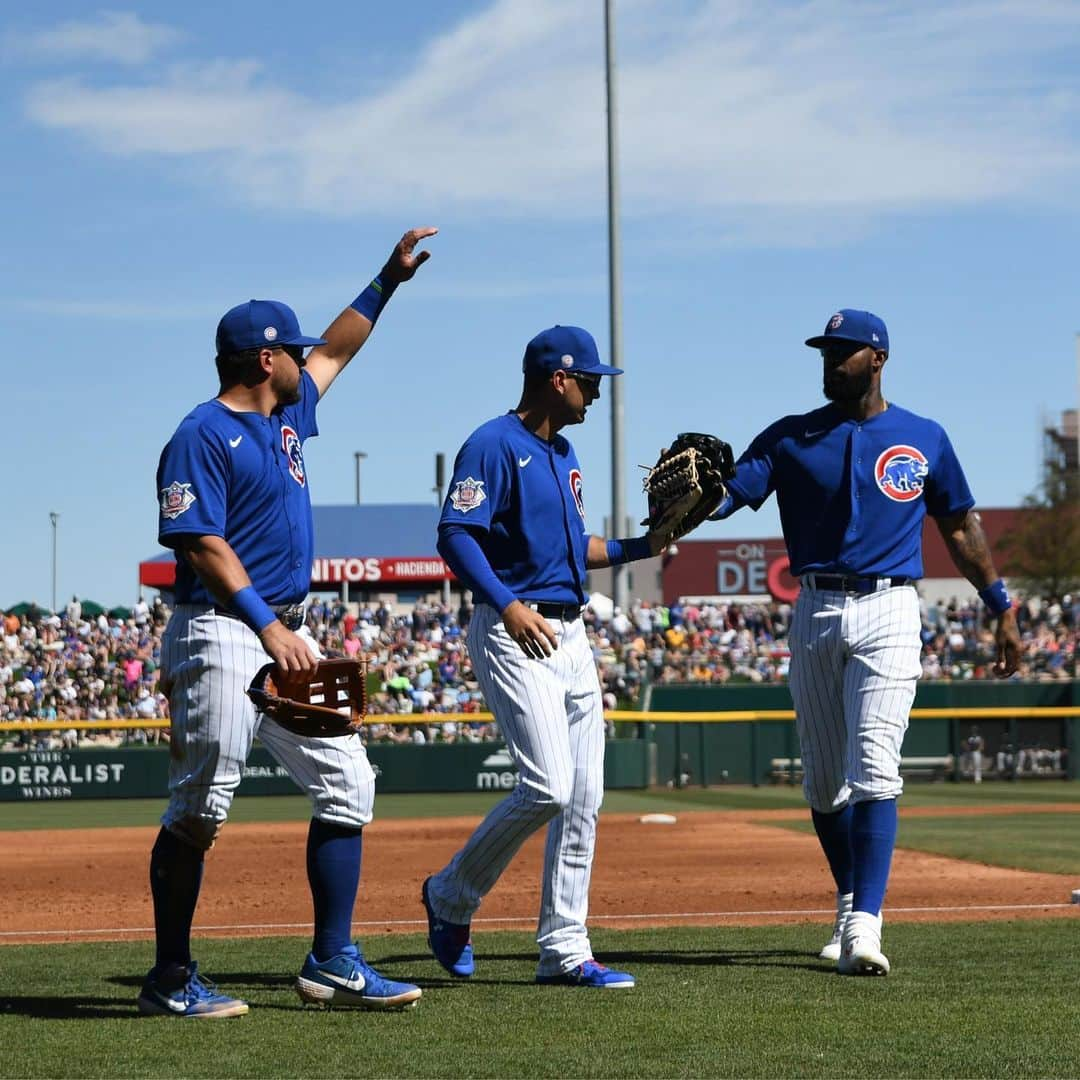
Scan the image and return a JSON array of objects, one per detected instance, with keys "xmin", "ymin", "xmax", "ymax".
[
  {"xmin": 823, "ymin": 367, "xmax": 872, "ymax": 402},
  {"xmin": 273, "ymin": 375, "xmax": 302, "ymax": 406}
]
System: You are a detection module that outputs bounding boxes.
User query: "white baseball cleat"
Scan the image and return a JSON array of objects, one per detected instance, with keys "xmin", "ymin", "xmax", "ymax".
[
  {"xmin": 819, "ymin": 891, "xmax": 853, "ymax": 962},
  {"xmin": 837, "ymin": 911, "xmax": 890, "ymax": 976}
]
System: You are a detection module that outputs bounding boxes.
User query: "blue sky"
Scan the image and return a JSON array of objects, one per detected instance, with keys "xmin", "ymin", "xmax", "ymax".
[{"xmin": 3, "ymin": 1, "xmax": 1079, "ymax": 607}]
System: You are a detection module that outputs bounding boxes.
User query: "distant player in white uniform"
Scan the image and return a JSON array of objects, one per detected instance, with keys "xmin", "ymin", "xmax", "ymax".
[
  {"xmin": 712, "ymin": 309, "xmax": 1020, "ymax": 974},
  {"xmin": 422, "ymin": 326, "xmax": 665, "ymax": 987},
  {"xmin": 964, "ymin": 727, "xmax": 985, "ymax": 783}
]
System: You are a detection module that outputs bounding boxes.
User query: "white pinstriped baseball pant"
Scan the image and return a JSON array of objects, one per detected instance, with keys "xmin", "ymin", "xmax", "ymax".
[
  {"xmin": 159, "ymin": 605, "xmax": 375, "ymax": 846},
  {"xmin": 425, "ymin": 601, "xmax": 606, "ymax": 975},
  {"xmin": 787, "ymin": 582, "xmax": 922, "ymax": 812}
]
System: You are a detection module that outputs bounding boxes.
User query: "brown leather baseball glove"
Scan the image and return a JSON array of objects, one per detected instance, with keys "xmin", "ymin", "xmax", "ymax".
[
  {"xmin": 247, "ymin": 657, "xmax": 368, "ymax": 738},
  {"xmin": 641, "ymin": 432, "xmax": 735, "ymax": 545}
]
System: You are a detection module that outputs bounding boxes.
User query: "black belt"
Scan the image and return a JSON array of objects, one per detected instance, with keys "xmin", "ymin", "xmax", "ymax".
[
  {"xmin": 527, "ymin": 601, "xmax": 583, "ymax": 621},
  {"xmin": 213, "ymin": 602, "xmax": 306, "ymax": 631},
  {"xmin": 802, "ymin": 574, "xmax": 911, "ymax": 595}
]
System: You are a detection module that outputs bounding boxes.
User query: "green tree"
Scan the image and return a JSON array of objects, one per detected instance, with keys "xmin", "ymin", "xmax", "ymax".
[{"xmin": 997, "ymin": 459, "xmax": 1080, "ymax": 598}]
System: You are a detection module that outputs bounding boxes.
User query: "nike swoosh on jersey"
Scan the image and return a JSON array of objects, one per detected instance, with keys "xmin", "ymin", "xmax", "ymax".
[
  {"xmin": 518, "ymin": 455, "xmax": 532, "ymax": 467},
  {"xmin": 321, "ymin": 970, "xmax": 366, "ymax": 992},
  {"xmin": 229, "ymin": 436, "xmax": 243, "ymax": 448},
  {"xmin": 804, "ymin": 429, "xmax": 827, "ymax": 438}
]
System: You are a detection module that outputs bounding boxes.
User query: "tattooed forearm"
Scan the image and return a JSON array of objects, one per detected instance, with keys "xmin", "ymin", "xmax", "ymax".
[{"xmin": 935, "ymin": 510, "xmax": 999, "ymax": 589}]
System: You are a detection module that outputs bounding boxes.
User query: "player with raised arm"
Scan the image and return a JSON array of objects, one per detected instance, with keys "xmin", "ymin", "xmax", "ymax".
[
  {"xmin": 421, "ymin": 325, "xmax": 666, "ymax": 988},
  {"xmin": 139, "ymin": 228, "xmax": 436, "ymax": 1018},
  {"xmin": 712, "ymin": 309, "xmax": 1020, "ymax": 975}
]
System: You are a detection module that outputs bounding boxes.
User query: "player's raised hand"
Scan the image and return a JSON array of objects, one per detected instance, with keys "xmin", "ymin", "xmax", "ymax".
[
  {"xmin": 501, "ymin": 600, "xmax": 558, "ymax": 660},
  {"xmin": 992, "ymin": 608, "xmax": 1021, "ymax": 678},
  {"xmin": 259, "ymin": 622, "xmax": 318, "ymax": 675},
  {"xmin": 383, "ymin": 226, "xmax": 438, "ymax": 283}
]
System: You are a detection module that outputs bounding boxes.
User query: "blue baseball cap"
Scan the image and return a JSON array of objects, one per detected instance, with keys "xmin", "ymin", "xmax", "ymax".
[
  {"xmin": 522, "ymin": 325, "xmax": 623, "ymax": 377},
  {"xmin": 804, "ymin": 309, "xmax": 889, "ymax": 353},
  {"xmin": 215, "ymin": 299, "xmax": 327, "ymax": 356}
]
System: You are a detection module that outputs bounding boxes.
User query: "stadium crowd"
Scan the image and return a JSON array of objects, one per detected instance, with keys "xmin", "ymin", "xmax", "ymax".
[{"xmin": 1, "ymin": 588, "xmax": 1076, "ymax": 753}]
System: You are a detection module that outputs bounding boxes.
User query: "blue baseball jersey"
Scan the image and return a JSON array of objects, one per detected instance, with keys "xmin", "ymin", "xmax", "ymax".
[
  {"xmin": 439, "ymin": 413, "xmax": 589, "ymax": 605},
  {"xmin": 156, "ymin": 370, "xmax": 319, "ymax": 604},
  {"xmin": 723, "ymin": 402, "xmax": 974, "ymax": 578}
]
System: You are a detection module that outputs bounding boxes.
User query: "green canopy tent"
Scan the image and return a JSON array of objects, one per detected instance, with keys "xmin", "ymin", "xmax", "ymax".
[
  {"xmin": 3, "ymin": 601, "xmax": 51, "ymax": 618},
  {"xmin": 108, "ymin": 606, "xmax": 134, "ymax": 620},
  {"xmin": 77, "ymin": 599, "xmax": 107, "ymax": 618}
]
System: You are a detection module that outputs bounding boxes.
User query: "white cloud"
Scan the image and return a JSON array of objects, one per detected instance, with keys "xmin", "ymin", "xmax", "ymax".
[
  {"xmin": 11, "ymin": 10, "xmax": 183, "ymax": 66},
  {"xmin": 20, "ymin": 0, "xmax": 1080, "ymax": 239}
]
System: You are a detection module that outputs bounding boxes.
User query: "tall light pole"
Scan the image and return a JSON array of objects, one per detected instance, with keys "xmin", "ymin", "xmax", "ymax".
[
  {"xmin": 49, "ymin": 511, "xmax": 59, "ymax": 612},
  {"xmin": 354, "ymin": 452, "xmax": 368, "ymax": 505},
  {"xmin": 605, "ymin": 0, "xmax": 629, "ymax": 614}
]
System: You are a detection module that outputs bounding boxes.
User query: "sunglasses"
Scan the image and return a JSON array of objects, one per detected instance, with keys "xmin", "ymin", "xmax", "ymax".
[
  {"xmin": 273, "ymin": 344, "xmax": 307, "ymax": 366},
  {"xmin": 566, "ymin": 371, "xmax": 602, "ymax": 391}
]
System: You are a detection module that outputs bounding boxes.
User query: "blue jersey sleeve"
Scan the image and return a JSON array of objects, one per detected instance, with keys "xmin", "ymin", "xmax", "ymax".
[
  {"xmin": 156, "ymin": 421, "xmax": 229, "ymax": 546},
  {"xmin": 438, "ymin": 525, "xmax": 517, "ymax": 612},
  {"xmin": 439, "ymin": 430, "xmax": 512, "ymax": 532},
  {"xmin": 925, "ymin": 427, "xmax": 975, "ymax": 518},
  {"xmin": 727, "ymin": 422, "xmax": 782, "ymax": 511}
]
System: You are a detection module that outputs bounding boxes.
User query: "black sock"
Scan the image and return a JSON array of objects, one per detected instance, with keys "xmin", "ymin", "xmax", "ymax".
[{"xmin": 149, "ymin": 826, "xmax": 206, "ymax": 969}]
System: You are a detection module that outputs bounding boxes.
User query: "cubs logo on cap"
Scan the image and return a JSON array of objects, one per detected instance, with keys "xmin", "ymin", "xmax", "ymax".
[
  {"xmin": 805, "ymin": 309, "xmax": 889, "ymax": 353},
  {"xmin": 215, "ymin": 299, "xmax": 328, "ymax": 356},
  {"xmin": 522, "ymin": 326, "xmax": 624, "ymax": 377}
]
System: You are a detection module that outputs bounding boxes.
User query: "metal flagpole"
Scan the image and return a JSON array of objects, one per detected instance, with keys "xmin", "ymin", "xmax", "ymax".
[{"xmin": 606, "ymin": 0, "xmax": 628, "ymax": 614}]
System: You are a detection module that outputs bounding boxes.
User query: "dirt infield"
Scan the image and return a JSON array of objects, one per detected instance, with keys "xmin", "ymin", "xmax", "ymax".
[{"xmin": 2, "ymin": 809, "xmax": 1077, "ymax": 945}]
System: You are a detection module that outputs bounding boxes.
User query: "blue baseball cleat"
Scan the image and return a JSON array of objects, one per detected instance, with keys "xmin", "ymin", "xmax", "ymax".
[
  {"xmin": 422, "ymin": 876, "xmax": 474, "ymax": 977},
  {"xmin": 295, "ymin": 944, "xmax": 421, "ymax": 1010},
  {"xmin": 536, "ymin": 959, "xmax": 635, "ymax": 988},
  {"xmin": 137, "ymin": 961, "xmax": 250, "ymax": 1018}
]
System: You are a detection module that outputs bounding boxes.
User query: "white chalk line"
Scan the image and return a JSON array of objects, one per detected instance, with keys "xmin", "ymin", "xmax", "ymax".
[{"xmin": 1, "ymin": 901, "xmax": 1074, "ymax": 939}]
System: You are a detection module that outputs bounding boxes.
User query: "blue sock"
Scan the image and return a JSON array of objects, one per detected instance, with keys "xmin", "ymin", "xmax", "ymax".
[
  {"xmin": 307, "ymin": 818, "xmax": 363, "ymax": 962},
  {"xmin": 149, "ymin": 826, "xmax": 205, "ymax": 969},
  {"xmin": 811, "ymin": 805, "xmax": 854, "ymax": 895},
  {"xmin": 851, "ymin": 798, "xmax": 898, "ymax": 915}
]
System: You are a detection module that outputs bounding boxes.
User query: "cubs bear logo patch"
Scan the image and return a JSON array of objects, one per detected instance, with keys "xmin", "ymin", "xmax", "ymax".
[
  {"xmin": 450, "ymin": 477, "xmax": 486, "ymax": 513},
  {"xmin": 875, "ymin": 445, "xmax": 929, "ymax": 502},
  {"xmin": 569, "ymin": 468, "xmax": 585, "ymax": 520},
  {"xmin": 281, "ymin": 424, "xmax": 306, "ymax": 486},
  {"xmin": 159, "ymin": 481, "xmax": 196, "ymax": 520}
]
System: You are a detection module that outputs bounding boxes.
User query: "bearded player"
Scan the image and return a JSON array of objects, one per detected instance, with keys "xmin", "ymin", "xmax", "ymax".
[
  {"xmin": 711, "ymin": 309, "xmax": 1020, "ymax": 974},
  {"xmin": 140, "ymin": 228, "xmax": 435, "ymax": 1017}
]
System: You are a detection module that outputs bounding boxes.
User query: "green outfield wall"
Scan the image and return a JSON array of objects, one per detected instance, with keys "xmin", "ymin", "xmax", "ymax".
[
  {"xmin": 0, "ymin": 738, "xmax": 651, "ymax": 802},
  {"xmin": 646, "ymin": 681, "xmax": 1079, "ymax": 786},
  {"xmin": 2, "ymin": 682, "xmax": 1074, "ymax": 801}
]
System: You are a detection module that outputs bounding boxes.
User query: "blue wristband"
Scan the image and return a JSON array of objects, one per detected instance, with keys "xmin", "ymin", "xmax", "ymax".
[
  {"xmin": 350, "ymin": 272, "xmax": 398, "ymax": 325},
  {"xmin": 230, "ymin": 586, "xmax": 277, "ymax": 633},
  {"xmin": 978, "ymin": 579, "xmax": 1012, "ymax": 616},
  {"xmin": 606, "ymin": 536, "xmax": 653, "ymax": 566}
]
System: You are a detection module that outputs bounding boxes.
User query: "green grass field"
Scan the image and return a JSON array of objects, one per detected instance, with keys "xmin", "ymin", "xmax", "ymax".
[
  {"xmin": 2, "ymin": 923, "xmax": 1077, "ymax": 1078},
  {"xmin": 2, "ymin": 783, "xmax": 1077, "ymax": 1077},
  {"xmin": 3, "ymin": 779, "xmax": 1078, "ymax": 832}
]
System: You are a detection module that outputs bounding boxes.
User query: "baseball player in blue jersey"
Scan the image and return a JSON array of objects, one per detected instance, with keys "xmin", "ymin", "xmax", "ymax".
[
  {"xmin": 138, "ymin": 227, "xmax": 436, "ymax": 1018},
  {"xmin": 712, "ymin": 309, "xmax": 1020, "ymax": 975},
  {"xmin": 422, "ymin": 325, "xmax": 665, "ymax": 988}
]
